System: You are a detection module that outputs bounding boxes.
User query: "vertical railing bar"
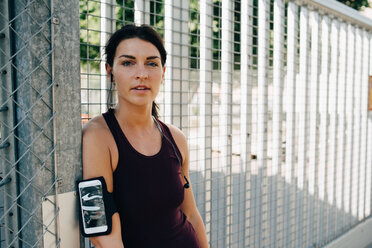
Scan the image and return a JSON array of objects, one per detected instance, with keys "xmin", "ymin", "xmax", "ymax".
[
  {"xmin": 327, "ymin": 17, "xmax": 339, "ymax": 239},
  {"xmin": 284, "ymin": 2, "xmax": 297, "ymax": 247},
  {"xmin": 366, "ymin": 32, "xmax": 372, "ymax": 219},
  {"xmin": 318, "ymin": 14, "xmax": 330, "ymax": 245},
  {"xmin": 336, "ymin": 21, "xmax": 347, "ymax": 235},
  {"xmin": 257, "ymin": 0, "xmax": 269, "ymax": 247},
  {"xmin": 134, "ymin": 0, "xmax": 145, "ymax": 25},
  {"xmin": 296, "ymin": 5, "xmax": 309, "ymax": 248},
  {"xmin": 86, "ymin": 0, "xmax": 91, "ymax": 113},
  {"xmin": 135, "ymin": 0, "xmax": 150, "ymax": 25},
  {"xmin": 100, "ymin": 0, "xmax": 114, "ymax": 112},
  {"xmin": 165, "ymin": 1, "xmax": 189, "ymax": 127},
  {"xmin": 221, "ymin": 0, "xmax": 233, "ymax": 246},
  {"xmin": 163, "ymin": 0, "xmax": 173, "ymax": 123},
  {"xmin": 344, "ymin": 23, "xmax": 355, "ymax": 229},
  {"xmin": 351, "ymin": 27, "xmax": 362, "ymax": 223},
  {"xmin": 359, "ymin": 29, "xmax": 369, "ymax": 221},
  {"xmin": 199, "ymin": 1, "xmax": 213, "ymax": 245},
  {"xmin": 308, "ymin": 10, "xmax": 320, "ymax": 246},
  {"xmin": 240, "ymin": 0, "xmax": 253, "ymax": 247},
  {"xmin": 272, "ymin": 0, "xmax": 284, "ymax": 246},
  {"xmin": 180, "ymin": 0, "xmax": 189, "ymax": 131}
]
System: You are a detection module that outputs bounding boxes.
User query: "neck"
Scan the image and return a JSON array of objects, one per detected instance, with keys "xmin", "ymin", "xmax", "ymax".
[{"xmin": 113, "ymin": 103, "xmax": 154, "ymax": 130}]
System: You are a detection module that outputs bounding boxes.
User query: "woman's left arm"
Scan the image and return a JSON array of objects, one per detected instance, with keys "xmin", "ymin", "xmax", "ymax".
[
  {"xmin": 168, "ymin": 125, "xmax": 209, "ymax": 248},
  {"xmin": 180, "ymin": 171, "xmax": 209, "ymax": 248}
]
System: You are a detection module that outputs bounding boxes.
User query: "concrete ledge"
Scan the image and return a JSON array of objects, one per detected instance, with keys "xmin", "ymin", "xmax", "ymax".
[{"xmin": 325, "ymin": 217, "xmax": 372, "ymax": 248}]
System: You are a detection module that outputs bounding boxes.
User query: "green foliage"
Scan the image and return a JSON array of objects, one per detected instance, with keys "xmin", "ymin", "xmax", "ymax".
[
  {"xmin": 150, "ymin": 0, "xmax": 164, "ymax": 37},
  {"xmin": 115, "ymin": 0, "xmax": 135, "ymax": 28},
  {"xmin": 336, "ymin": 0, "xmax": 370, "ymax": 10},
  {"xmin": 80, "ymin": 1, "xmax": 101, "ymax": 72}
]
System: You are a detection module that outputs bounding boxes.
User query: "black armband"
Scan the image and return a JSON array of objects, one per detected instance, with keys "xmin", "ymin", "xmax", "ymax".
[{"xmin": 76, "ymin": 176, "xmax": 117, "ymax": 237}]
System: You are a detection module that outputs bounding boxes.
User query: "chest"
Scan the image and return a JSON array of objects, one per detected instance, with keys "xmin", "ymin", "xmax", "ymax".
[{"xmin": 113, "ymin": 148, "xmax": 185, "ymax": 218}]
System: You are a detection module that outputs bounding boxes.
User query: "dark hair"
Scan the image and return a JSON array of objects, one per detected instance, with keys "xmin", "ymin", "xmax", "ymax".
[{"xmin": 105, "ymin": 24, "xmax": 167, "ymax": 118}]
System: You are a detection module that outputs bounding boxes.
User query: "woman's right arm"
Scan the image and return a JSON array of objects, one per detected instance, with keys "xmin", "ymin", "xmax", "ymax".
[{"xmin": 82, "ymin": 120, "xmax": 124, "ymax": 248}]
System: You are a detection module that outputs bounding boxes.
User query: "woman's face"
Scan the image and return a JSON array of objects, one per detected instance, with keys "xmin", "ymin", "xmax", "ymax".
[{"xmin": 107, "ymin": 38, "xmax": 165, "ymax": 110}]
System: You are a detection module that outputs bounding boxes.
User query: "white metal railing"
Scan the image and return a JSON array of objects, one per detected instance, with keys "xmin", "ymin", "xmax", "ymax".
[{"xmin": 80, "ymin": 0, "xmax": 372, "ymax": 247}]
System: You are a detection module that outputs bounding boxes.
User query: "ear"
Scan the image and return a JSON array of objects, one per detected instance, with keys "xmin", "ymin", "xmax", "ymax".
[
  {"xmin": 105, "ymin": 63, "xmax": 113, "ymax": 81},
  {"xmin": 161, "ymin": 66, "xmax": 166, "ymax": 83}
]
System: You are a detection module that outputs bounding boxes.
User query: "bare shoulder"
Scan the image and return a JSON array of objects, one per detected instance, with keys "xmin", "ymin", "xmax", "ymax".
[
  {"xmin": 165, "ymin": 123, "xmax": 187, "ymax": 144},
  {"xmin": 82, "ymin": 115, "xmax": 111, "ymax": 140},
  {"xmin": 164, "ymin": 122, "xmax": 188, "ymax": 161},
  {"xmin": 82, "ymin": 115, "xmax": 117, "ymax": 186}
]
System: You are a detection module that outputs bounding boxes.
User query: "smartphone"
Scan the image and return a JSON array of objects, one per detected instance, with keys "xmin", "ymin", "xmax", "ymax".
[{"xmin": 78, "ymin": 179, "xmax": 108, "ymax": 235}]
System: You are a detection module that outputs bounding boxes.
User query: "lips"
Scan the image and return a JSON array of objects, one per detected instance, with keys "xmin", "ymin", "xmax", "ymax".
[{"xmin": 132, "ymin": 85, "xmax": 150, "ymax": 90}]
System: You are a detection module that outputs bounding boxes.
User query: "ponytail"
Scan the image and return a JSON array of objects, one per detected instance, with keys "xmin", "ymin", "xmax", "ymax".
[{"xmin": 152, "ymin": 101, "xmax": 159, "ymax": 119}]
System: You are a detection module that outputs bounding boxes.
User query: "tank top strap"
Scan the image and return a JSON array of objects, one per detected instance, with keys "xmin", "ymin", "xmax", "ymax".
[
  {"xmin": 155, "ymin": 119, "xmax": 183, "ymax": 163},
  {"xmin": 102, "ymin": 108, "xmax": 126, "ymax": 151}
]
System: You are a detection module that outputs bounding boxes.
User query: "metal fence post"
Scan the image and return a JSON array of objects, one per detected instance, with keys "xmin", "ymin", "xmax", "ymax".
[
  {"xmin": 100, "ymin": 0, "xmax": 114, "ymax": 113},
  {"xmin": 336, "ymin": 20, "xmax": 348, "ymax": 235},
  {"xmin": 318, "ymin": 14, "xmax": 330, "ymax": 245},
  {"xmin": 344, "ymin": 23, "xmax": 356, "ymax": 230},
  {"xmin": 308, "ymin": 10, "xmax": 320, "ymax": 246},
  {"xmin": 51, "ymin": 0, "xmax": 82, "ymax": 246},
  {"xmin": 0, "ymin": 0, "xmax": 20, "ymax": 247},
  {"xmin": 9, "ymin": 1, "xmax": 55, "ymax": 246},
  {"xmin": 199, "ymin": 0, "xmax": 213, "ymax": 245},
  {"xmin": 328, "ymin": 17, "xmax": 340, "ymax": 239},
  {"xmin": 220, "ymin": 0, "xmax": 233, "ymax": 247},
  {"xmin": 241, "ymin": 0, "xmax": 253, "ymax": 247},
  {"xmin": 297, "ymin": 6, "xmax": 310, "ymax": 247},
  {"xmin": 272, "ymin": 0, "xmax": 284, "ymax": 245},
  {"xmin": 352, "ymin": 27, "xmax": 363, "ymax": 223},
  {"xmin": 284, "ymin": 2, "xmax": 298, "ymax": 247},
  {"xmin": 163, "ymin": 0, "xmax": 190, "ymax": 127}
]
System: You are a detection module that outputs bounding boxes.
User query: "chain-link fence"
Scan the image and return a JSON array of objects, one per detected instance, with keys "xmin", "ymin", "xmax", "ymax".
[
  {"xmin": 0, "ymin": 0, "xmax": 81, "ymax": 247},
  {"xmin": 0, "ymin": 0, "xmax": 58, "ymax": 246}
]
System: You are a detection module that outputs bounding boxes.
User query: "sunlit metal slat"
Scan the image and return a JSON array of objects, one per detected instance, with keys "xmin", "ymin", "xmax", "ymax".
[
  {"xmin": 221, "ymin": 0, "xmax": 233, "ymax": 246},
  {"xmin": 284, "ymin": 2, "xmax": 298, "ymax": 247},
  {"xmin": 296, "ymin": 6, "xmax": 309, "ymax": 247},
  {"xmin": 336, "ymin": 21, "xmax": 347, "ymax": 234},
  {"xmin": 271, "ymin": 0, "xmax": 284, "ymax": 246},
  {"xmin": 351, "ymin": 27, "xmax": 362, "ymax": 222},
  {"xmin": 100, "ymin": 0, "xmax": 114, "ymax": 113},
  {"xmin": 359, "ymin": 29, "xmax": 369, "ymax": 221},
  {"xmin": 344, "ymin": 24, "xmax": 356, "ymax": 228},
  {"xmin": 365, "ymin": 32, "xmax": 372, "ymax": 219},
  {"xmin": 308, "ymin": 10, "xmax": 320, "ymax": 245},
  {"xmin": 257, "ymin": 0, "xmax": 269, "ymax": 246},
  {"xmin": 327, "ymin": 18, "xmax": 339, "ymax": 238},
  {"xmin": 199, "ymin": 0, "xmax": 213, "ymax": 242}
]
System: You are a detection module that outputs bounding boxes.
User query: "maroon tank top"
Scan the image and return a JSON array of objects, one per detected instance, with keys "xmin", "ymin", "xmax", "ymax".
[{"xmin": 103, "ymin": 109, "xmax": 200, "ymax": 248}]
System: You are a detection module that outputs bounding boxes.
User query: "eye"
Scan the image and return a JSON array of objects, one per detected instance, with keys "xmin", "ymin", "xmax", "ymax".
[
  {"xmin": 122, "ymin": 60, "xmax": 133, "ymax": 66},
  {"xmin": 147, "ymin": 61, "xmax": 159, "ymax": 67}
]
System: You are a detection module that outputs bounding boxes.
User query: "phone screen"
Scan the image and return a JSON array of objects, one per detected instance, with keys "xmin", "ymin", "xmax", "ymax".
[{"xmin": 79, "ymin": 180, "xmax": 108, "ymax": 234}]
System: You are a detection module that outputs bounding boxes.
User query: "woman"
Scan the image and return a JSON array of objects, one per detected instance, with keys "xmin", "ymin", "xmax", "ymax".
[{"xmin": 82, "ymin": 24, "xmax": 209, "ymax": 248}]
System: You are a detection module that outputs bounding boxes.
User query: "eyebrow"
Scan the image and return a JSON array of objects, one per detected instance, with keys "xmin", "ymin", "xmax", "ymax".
[{"xmin": 118, "ymin": 55, "xmax": 160, "ymax": 60}]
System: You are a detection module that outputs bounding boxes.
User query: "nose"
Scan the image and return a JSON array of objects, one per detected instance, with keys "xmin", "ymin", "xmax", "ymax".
[{"xmin": 136, "ymin": 65, "xmax": 148, "ymax": 80}]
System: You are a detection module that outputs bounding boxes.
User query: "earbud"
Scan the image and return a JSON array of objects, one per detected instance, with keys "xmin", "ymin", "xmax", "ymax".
[{"xmin": 183, "ymin": 176, "xmax": 190, "ymax": 189}]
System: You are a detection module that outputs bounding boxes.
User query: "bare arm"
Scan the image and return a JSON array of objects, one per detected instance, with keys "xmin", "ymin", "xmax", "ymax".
[
  {"xmin": 168, "ymin": 125, "xmax": 209, "ymax": 248},
  {"xmin": 82, "ymin": 119, "xmax": 124, "ymax": 248}
]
